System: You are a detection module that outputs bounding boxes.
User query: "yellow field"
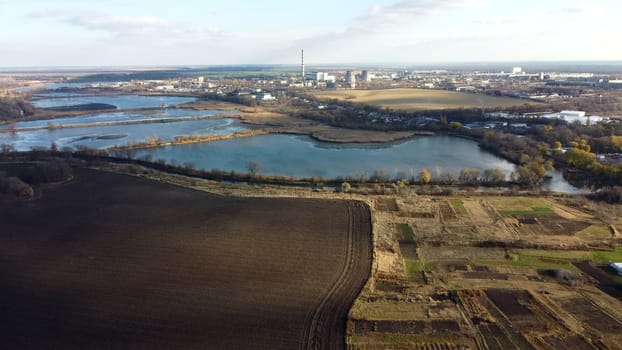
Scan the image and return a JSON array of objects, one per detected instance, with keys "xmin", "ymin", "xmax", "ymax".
[{"xmin": 310, "ymin": 88, "xmax": 540, "ymax": 111}]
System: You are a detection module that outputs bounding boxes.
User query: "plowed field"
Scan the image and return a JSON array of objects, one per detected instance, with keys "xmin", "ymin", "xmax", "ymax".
[{"xmin": 0, "ymin": 168, "xmax": 372, "ymax": 349}]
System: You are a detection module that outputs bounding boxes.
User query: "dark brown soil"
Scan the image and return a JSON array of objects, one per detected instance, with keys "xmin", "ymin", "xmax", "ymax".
[
  {"xmin": 574, "ymin": 261, "xmax": 622, "ymax": 299},
  {"xmin": 542, "ymin": 335, "xmax": 595, "ymax": 350},
  {"xmin": 463, "ymin": 272, "xmax": 509, "ymax": 280},
  {"xmin": 560, "ymin": 297, "xmax": 622, "ymax": 334},
  {"xmin": 458, "ymin": 290, "xmax": 536, "ymax": 350},
  {"xmin": 516, "ymin": 214, "xmax": 591, "ymax": 236},
  {"xmin": 0, "ymin": 168, "xmax": 372, "ymax": 349},
  {"xmin": 485, "ymin": 289, "xmax": 534, "ymax": 317}
]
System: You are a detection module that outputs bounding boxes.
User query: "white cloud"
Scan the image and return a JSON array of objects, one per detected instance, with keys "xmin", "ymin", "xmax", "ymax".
[
  {"xmin": 356, "ymin": 0, "xmax": 483, "ymax": 29},
  {"xmin": 274, "ymin": 0, "xmax": 483, "ymax": 63},
  {"xmin": 27, "ymin": 8, "xmax": 226, "ymax": 40},
  {"xmin": 65, "ymin": 14, "xmax": 170, "ymax": 35},
  {"xmin": 549, "ymin": 2, "xmax": 607, "ymax": 16}
]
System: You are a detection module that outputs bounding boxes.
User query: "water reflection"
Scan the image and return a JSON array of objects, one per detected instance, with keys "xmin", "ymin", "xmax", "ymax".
[
  {"xmin": 0, "ymin": 118, "xmax": 247, "ymax": 151},
  {"xmin": 1, "ymin": 109, "xmax": 239, "ymax": 130},
  {"xmin": 135, "ymin": 134, "xmax": 516, "ymax": 179}
]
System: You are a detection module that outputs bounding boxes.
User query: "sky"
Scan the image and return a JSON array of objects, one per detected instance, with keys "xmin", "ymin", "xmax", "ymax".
[{"xmin": 0, "ymin": 0, "xmax": 621, "ymax": 67}]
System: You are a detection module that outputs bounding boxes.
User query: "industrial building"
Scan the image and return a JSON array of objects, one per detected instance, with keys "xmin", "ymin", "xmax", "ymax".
[
  {"xmin": 361, "ymin": 70, "xmax": 371, "ymax": 82},
  {"xmin": 345, "ymin": 71, "xmax": 356, "ymax": 89},
  {"xmin": 541, "ymin": 110, "xmax": 607, "ymax": 125},
  {"xmin": 305, "ymin": 72, "xmax": 335, "ymax": 83}
]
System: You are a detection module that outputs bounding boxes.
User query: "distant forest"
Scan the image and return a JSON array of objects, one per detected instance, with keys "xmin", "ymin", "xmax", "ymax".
[{"xmin": 68, "ymin": 66, "xmax": 296, "ymax": 83}]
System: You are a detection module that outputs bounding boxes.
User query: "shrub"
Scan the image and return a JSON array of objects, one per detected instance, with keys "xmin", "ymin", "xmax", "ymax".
[
  {"xmin": 0, "ymin": 176, "xmax": 34, "ymax": 197},
  {"xmin": 16, "ymin": 160, "xmax": 73, "ymax": 185}
]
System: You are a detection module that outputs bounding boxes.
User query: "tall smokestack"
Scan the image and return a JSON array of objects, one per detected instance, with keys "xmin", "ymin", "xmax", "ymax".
[{"xmin": 301, "ymin": 49, "xmax": 305, "ymax": 83}]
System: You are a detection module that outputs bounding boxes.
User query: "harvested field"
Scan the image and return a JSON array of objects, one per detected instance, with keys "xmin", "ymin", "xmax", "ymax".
[
  {"xmin": 559, "ymin": 297, "xmax": 622, "ymax": 334},
  {"xmin": 0, "ymin": 168, "xmax": 372, "ymax": 349},
  {"xmin": 309, "ymin": 88, "xmax": 540, "ymax": 111},
  {"xmin": 375, "ymin": 198, "xmax": 399, "ymax": 211},
  {"xmin": 463, "ymin": 271, "xmax": 509, "ymax": 280},
  {"xmin": 458, "ymin": 290, "xmax": 535, "ymax": 350},
  {"xmin": 353, "ymin": 190, "xmax": 622, "ymax": 350},
  {"xmin": 513, "ymin": 214, "xmax": 591, "ymax": 236},
  {"xmin": 541, "ymin": 335, "xmax": 594, "ymax": 350},
  {"xmin": 439, "ymin": 201, "xmax": 457, "ymax": 221},
  {"xmin": 485, "ymin": 289, "xmax": 534, "ymax": 317},
  {"xmin": 574, "ymin": 261, "xmax": 622, "ymax": 299},
  {"xmin": 354, "ymin": 320, "xmax": 425, "ymax": 334},
  {"xmin": 400, "ymin": 242, "xmax": 418, "ymax": 259}
]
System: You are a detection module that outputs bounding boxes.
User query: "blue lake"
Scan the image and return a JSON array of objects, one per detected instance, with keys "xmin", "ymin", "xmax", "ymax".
[
  {"xmin": 1, "ymin": 109, "xmax": 239, "ymax": 130},
  {"xmin": 32, "ymin": 95, "xmax": 197, "ymax": 109},
  {"xmin": 134, "ymin": 134, "xmax": 518, "ymax": 179},
  {"xmin": 132, "ymin": 134, "xmax": 584, "ymax": 192},
  {"xmin": 0, "ymin": 118, "xmax": 247, "ymax": 151}
]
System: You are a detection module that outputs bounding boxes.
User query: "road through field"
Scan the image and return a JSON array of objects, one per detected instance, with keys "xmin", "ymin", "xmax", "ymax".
[{"xmin": 0, "ymin": 167, "xmax": 372, "ymax": 349}]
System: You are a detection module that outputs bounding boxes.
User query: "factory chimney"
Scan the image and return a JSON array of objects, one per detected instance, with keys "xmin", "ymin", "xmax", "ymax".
[{"xmin": 301, "ymin": 49, "xmax": 305, "ymax": 83}]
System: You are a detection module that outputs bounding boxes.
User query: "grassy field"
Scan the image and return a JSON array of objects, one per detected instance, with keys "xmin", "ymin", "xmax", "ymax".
[
  {"xmin": 396, "ymin": 223, "xmax": 415, "ymax": 241},
  {"xmin": 576, "ymin": 225, "xmax": 612, "ymax": 241},
  {"xmin": 487, "ymin": 197, "xmax": 554, "ymax": 216},
  {"xmin": 310, "ymin": 88, "xmax": 541, "ymax": 111},
  {"xmin": 0, "ymin": 167, "xmax": 372, "ymax": 349},
  {"xmin": 498, "ymin": 206, "xmax": 555, "ymax": 216},
  {"xmin": 449, "ymin": 198, "xmax": 467, "ymax": 215},
  {"xmin": 475, "ymin": 247, "xmax": 622, "ymax": 271}
]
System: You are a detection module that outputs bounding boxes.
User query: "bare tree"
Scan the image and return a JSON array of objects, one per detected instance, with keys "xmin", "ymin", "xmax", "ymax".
[{"xmin": 247, "ymin": 161, "xmax": 261, "ymax": 175}]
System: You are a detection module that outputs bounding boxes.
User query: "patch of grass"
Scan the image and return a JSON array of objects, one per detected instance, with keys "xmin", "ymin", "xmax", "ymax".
[
  {"xmin": 519, "ymin": 248, "xmax": 622, "ymax": 265},
  {"xmin": 449, "ymin": 198, "xmax": 466, "ymax": 215},
  {"xmin": 477, "ymin": 248, "xmax": 622, "ymax": 271},
  {"xmin": 477, "ymin": 247, "xmax": 622, "ymax": 271},
  {"xmin": 477, "ymin": 249, "xmax": 583, "ymax": 271},
  {"xmin": 498, "ymin": 206, "xmax": 555, "ymax": 216},
  {"xmin": 488, "ymin": 197, "xmax": 551, "ymax": 212},
  {"xmin": 519, "ymin": 249, "xmax": 589, "ymax": 260},
  {"xmin": 396, "ymin": 223, "xmax": 415, "ymax": 240},
  {"xmin": 405, "ymin": 258, "xmax": 434, "ymax": 283},
  {"xmin": 476, "ymin": 258, "xmax": 578, "ymax": 271},
  {"xmin": 577, "ymin": 225, "xmax": 612, "ymax": 241},
  {"xmin": 405, "ymin": 259, "xmax": 426, "ymax": 275},
  {"xmin": 590, "ymin": 248, "xmax": 622, "ymax": 264}
]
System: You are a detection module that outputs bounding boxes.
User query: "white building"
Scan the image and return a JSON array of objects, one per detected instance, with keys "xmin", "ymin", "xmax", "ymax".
[
  {"xmin": 541, "ymin": 110, "xmax": 607, "ymax": 125},
  {"xmin": 305, "ymin": 72, "xmax": 336, "ymax": 83},
  {"xmin": 256, "ymin": 93, "xmax": 276, "ymax": 101},
  {"xmin": 609, "ymin": 80, "xmax": 622, "ymax": 88},
  {"xmin": 549, "ymin": 72, "xmax": 594, "ymax": 79},
  {"xmin": 560, "ymin": 110, "xmax": 586, "ymax": 118},
  {"xmin": 155, "ymin": 85, "xmax": 175, "ymax": 91}
]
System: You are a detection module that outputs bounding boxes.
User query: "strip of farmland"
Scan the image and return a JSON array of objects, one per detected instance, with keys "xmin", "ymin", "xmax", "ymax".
[{"xmin": 0, "ymin": 167, "xmax": 372, "ymax": 349}]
